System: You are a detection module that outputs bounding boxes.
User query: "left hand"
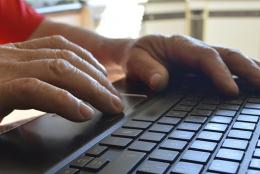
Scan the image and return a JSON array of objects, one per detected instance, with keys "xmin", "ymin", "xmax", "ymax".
[{"xmin": 125, "ymin": 35, "xmax": 260, "ymax": 96}]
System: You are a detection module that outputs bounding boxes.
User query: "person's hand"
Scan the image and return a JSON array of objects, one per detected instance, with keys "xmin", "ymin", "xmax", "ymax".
[
  {"xmin": 0, "ymin": 36, "xmax": 123, "ymax": 122},
  {"xmin": 126, "ymin": 35, "xmax": 260, "ymax": 95}
]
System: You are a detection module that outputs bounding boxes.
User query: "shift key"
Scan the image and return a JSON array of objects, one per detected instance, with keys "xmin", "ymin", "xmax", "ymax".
[{"xmin": 99, "ymin": 150, "xmax": 146, "ymax": 174}]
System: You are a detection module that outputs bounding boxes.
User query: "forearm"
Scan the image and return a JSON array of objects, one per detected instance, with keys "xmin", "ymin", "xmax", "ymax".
[{"xmin": 29, "ymin": 19, "xmax": 133, "ymax": 66}]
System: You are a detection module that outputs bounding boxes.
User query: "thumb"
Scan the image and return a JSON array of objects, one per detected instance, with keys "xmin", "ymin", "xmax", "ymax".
[{"xmin": 127, "ymin": 47, "xmax": 169, "ymax": 91}]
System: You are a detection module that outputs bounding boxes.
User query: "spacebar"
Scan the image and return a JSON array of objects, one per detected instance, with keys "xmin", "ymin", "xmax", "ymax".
[{"xmin": 99, "ymin": 150, "xmax": 146, "ymax": 174}]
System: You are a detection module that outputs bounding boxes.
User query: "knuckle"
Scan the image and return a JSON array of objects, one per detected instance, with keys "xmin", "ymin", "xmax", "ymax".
[
  {"xmin": 48, "ymin": 59, "xmax": 76, "ymax": 76},
  {"xmin": 91, "ymin": 81, "xmax": 108, "ymax": 98},
  {"xmin": 51, "ymin": 35, "xmax": 68, "ymax": 43},
  {"xmin": 16, "ymin": 78, "xmax": 40, "ymax": 95},
  {"xmin": 57, "ymin": 89, "xmax": 74, "ymax": 101},
  {"xmin": 225, "ymin": 48, "xmax": 241, "ymax": 58},
  {"xmin": 170, "ymin": 34, "xmax": 186, "ymax": 43},
  {"xmin": 58, "ymin": 50, "xmax": 77, "ymax": 59},
  {"xmin": 203, "ymin": 48, "xmax": 219, "ymax": 58},
  {"xmin": 170, "ymin": 34, "xmax": 183, "ymax": 40}
]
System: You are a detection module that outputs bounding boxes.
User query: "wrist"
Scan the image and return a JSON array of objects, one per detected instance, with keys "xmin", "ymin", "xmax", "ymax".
[{"xmin": 100, "ymin": 38, "xmax": 135, "ymax": 65}]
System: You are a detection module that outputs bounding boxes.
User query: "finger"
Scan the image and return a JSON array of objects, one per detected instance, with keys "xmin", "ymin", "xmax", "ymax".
[
  {"xmin": 12, "ymin": 35, "xmax": 107, "ymax": 75},
  {"xmin": 197, "ymin": 49, "xmax": 239, "ymax": 96},
  {"xmin": 3, "ymin": 47, "xmax": 119, "ymax": 96},
  {"xmin": 0, "ymin": 78, "xmax": 94, "ymax": 122},
  {"xmin": 11, "ymin": 59, "xmax": 123, "ymax": 114},
  {"xmin": 165, "ymin": 36, "xmax": 239, "ymax": 96},
  {"xmin": 127, "ymin": 47, "xmax": 169, "ymax": 91},
  {"xmin": 214, "ymin": 47, "xmax": 260, "ymax": 88}
]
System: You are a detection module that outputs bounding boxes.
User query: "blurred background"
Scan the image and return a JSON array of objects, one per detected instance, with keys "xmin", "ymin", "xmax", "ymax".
[{"xmin": 26, "ymin": 0, "xmax": 260, "ymax": 60}]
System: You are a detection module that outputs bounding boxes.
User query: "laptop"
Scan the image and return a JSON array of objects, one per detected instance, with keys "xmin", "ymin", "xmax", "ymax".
[{"xmin": 0, "ymin": 75, "xmax": 259, "ymax": 174}]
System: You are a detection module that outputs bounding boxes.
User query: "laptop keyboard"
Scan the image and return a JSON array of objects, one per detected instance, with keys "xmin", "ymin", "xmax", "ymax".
[{"xmin": 57, "ymin": 92, "xmax": 260, "ymax": 174}]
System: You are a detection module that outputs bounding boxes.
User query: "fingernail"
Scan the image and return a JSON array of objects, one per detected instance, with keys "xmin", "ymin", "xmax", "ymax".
[
  {"xmin": 111, "ymin": 94, "xmax": 124, "ymax": 113},
  {"xmin": 150, "ymin": 73, "xmax": 163, "ymax": 90},
  {"xmin": 79, "ymin": 102, "xmax": 94, "ymax": 120}
]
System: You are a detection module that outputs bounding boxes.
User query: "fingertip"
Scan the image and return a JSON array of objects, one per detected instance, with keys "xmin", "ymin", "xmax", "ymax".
[
  {"xmin": 220, "ymin": 79, "xmax": 239, "ymax": 97},
  {"xmin": 111, "ymin": 94, "xmax": 124, "ymax": 113},
  {"xmin": 149, "ymin": 73, "xmax": 169, "ymax": 91},
  {"xmin": 229, "ymin": 80, "xmax": 240, "ymax": 97},
  {"xmin": 79, "ymin": 102, "xmax": 94, "ymax": 121}
]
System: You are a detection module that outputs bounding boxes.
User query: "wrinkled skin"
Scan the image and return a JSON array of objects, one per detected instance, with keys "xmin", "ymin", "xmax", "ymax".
[{"xmin": 0, "ymin": 36, "xmax": 123, "ymax": 122}]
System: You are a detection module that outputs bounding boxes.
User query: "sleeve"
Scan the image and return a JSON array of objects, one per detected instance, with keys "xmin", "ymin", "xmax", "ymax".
[{"xmin": 0, "ymin": 0, "xmax": 45, "ymax": 44}]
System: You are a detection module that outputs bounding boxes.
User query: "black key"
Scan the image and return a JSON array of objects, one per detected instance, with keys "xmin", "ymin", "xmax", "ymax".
[
  {"xmin": 191, "ymin": 109, "xmax": 212, "ymax": 117},
  {"xmin": 137, "ymin": 160, "xmax": 169, "ymax": 174},
  {"xmin": 204, "ymin": 123, "xmax": 228, "ymax": 132},
  {"xmin": 185, "ymin": 116, "xmax": 207, "ymax": 123},
  {"xmin": 247, "ymin": 169, "xmax": 260, "ymax": 174},
  {"xmin": 253, "ymin": 149, "xmax": 260, "ymax": 158},
  {"xmin": 233, "ymin": 122, "xmax": 255, "ymax": 131},
  {"xmin": 100, "ymin": 136, "xmax": 132, "ymax": 148},
  {"xmin": 190, "ymin": 140, "xmax": 217, "ymax": 152},
  {"xmin": 149, "ymin": 124, "xmax": 173, "ymax": 133},
  {"xmin": 70, "ymin": 156, "xmax": 93, "ymax": 168},
  {"xmin": 128, "ymin": 141, "xmax": 156, "ymax": 152},
  {"xmin": 149, "ymin": 149, "xmax": 179, "ymax": 162},
  {"xmin": 197, "ymin": 104, "xmax": 217, "ymax": 110},
  {"xmin": 210, "ymin": 116, "xmax": 232, "ymax": 124},
  {"xmin": 171, "ymin": 161, "xmax": 203, "ymax": 174},
  {"xmin": 112, "ymin": 128, "xmax": 142, "ymax": 138},
  {"xmin": 123, "ymin": 120, "xmax": 151, "ymax": 130},
  {"xmin": 237, "ymin": 115, "xmax": 259, "ymax": 123},
  {"xmin": 57, "ymin": 168, "xmax": 79, "ymax": 174},
  {"xmin": 222, "ymin": 139, "xmax": 248, "ymax": 150},
  {"xmin": 241, "ymin": 108, "xmax": 260, "ymax": 116},
  {"xmin": 85, "ymin": 158, "xmax": 109, "ymax": 171},
  {"xmin": 209, "ymin": 160, "xmax": 239, "ymax": 174},
  {"xmin": 180, "ymin": 100, "xmax": 198, "ymax": 106},
  {"xmin": 216, "ymin": 148, "xmax": 244, "ymax": 162},
  {"xmin": 169, "ymin": 130, "xmax": 194, "ymax": 141},
  {"xmin": 197, "ymin": 131, "xmax": 222, "ymax": 142},
  {"xmin": 227, "ymin": 130, "xmax": 252, "ymax": 140},
  {"xmin": 158, "ymin": 117, "xmax": 181, "ymax": 125},
  {"xmin": 182, "ymin": 150, "xmax": 210, "ymax": 164},
  {"xmin": 86, "ymin": 145, "xmax": 108, "ymax": 157},
  {"xmin": 250, "ymin": 158, "xmax": 260, "ymax": 169},
  {"xmin": 99, "ymin": 150, "xmax": 145, "ymax": 174},
  {"xmin": 247, "ymin": 98, "xmax": 260, "ymax": 103},
  {"xmin": 166, "ymin": 110, "xmax": 187, "ymax": 118},
  {"xmin": 224, "ymin": 99, "xmax": 243, "ymax": 105},
  {"xmin": 215, "ymin": 110, "xmax": 236, "ymax": 117},
  {"xmin": 201, "ymin": 98, "xmax": 220, "ymax": 105},
  {"xmin": 245, "ymin": 103, "xmax": 260, "ymax": 109},
  {"xmin": 133, "ymin": 115, "xmax": 161, "ymax": 122},
  {"xmin": 177, "ymin": 122, "xmax": 201, "ymax": 132},
  {"xmin": 160, "ymin": 139, "xmax": 187, "ymax": 151},
  {"xmin": 219, "ymin": 104, "xmax": 240, "ymax": 110},
  {"xmin": 185, "ymin": 96, "xmax": 202, "ymax": 101},
  {"xmin": 173, "ymin": 105, "xmax": 193, "ymax": 112},
  {"xmin": 139, "ymin": 132, "xmax": 165, "ymax": 142},
  {"xmin": 132, "ymin": 96, "xmax": 180, "ymax": 122}
]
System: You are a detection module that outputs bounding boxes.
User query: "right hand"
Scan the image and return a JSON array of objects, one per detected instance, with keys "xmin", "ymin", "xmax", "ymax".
[{"xmin": 0, "ymin": 35, "xmax": 123, "ymax": 122}]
